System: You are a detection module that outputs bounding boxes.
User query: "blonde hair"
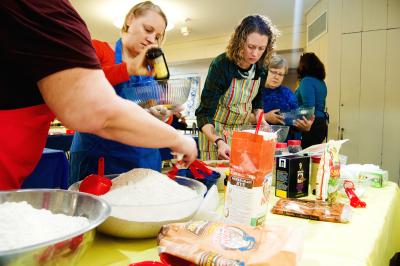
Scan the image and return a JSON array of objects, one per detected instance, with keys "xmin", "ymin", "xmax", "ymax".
[
  {"xmin": 121, "ymin": 1, "xmax": 167, "ymax": 41},
  {"xmin": 226, "ymin": 15, "xmax": 279, "ymax": 68}
]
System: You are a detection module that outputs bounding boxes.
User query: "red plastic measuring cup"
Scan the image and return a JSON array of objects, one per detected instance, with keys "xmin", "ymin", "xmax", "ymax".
[{"xmin": 79, "ymin": 157, "xmax": 112, "ymax": 195}]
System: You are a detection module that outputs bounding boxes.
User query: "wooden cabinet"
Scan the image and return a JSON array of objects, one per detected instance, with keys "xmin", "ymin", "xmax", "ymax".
[
  {"xmin": 363, "ymin": 0, "xmax": 388, "ymax": 31},
  {"xmin": 382, "ymin": 28, "xmax": 400, "ymax": 181},
  {"xmin": 388, "ymin": 0, "xmax": 400, "ymax": 28},
  {"xmin": 339, "ymin": 33, "xmax": 362, "ymax": 163},
  {"xmin": 339, "ymin": 29, "xmax": 400, "ymax": 182},
  {"xmin": 359, "ymin": 30, "xmax": 386, "ymax": 165},
  {"xmin": 342, "ymin": 0, "xmax": 362, "ymax": 33}
]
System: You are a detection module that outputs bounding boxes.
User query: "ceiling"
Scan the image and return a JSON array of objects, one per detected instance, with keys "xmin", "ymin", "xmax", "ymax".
[{"xmin": 70, "ymin": 0, "xmax": 318, "ymax": 46}]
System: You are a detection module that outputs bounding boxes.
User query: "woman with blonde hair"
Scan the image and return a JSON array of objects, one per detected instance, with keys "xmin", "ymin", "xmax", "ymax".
[
  {"xmin": 196, "ymin": 15, "xmax": 279, "ymax": 160},
  {"xmin": 70, "ymin": 1, "xmax": 174, "ymax": 182}
]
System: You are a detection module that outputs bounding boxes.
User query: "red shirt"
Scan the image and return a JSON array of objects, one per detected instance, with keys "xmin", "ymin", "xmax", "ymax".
[
  {"xmin": 91, "ymin": 40, "xmax": 130, "ymax": 86},
  {"xmin": 0, "ymin": 1, "xmax": 100, "ymax": 190}
]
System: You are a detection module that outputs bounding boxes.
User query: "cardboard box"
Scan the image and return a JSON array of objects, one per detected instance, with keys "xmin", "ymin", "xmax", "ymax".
[{"xmin": 275, "ymin": 155, "xmax": 310, "ymax": 198}]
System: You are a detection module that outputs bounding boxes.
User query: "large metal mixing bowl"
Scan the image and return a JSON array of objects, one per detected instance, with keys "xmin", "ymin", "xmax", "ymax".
[
  {"xmin": 0, "ymin": 189, "xmax": 110, "ymax": 266},
  {"xmin": 69, "ymin": 176, "xmax": 207, "ymax": 238}
]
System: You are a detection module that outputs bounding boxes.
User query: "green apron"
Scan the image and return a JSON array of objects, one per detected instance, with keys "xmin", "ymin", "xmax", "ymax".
[{"xmin": 199, "ymin": 78, "xmax": 261, "ymax": 160}]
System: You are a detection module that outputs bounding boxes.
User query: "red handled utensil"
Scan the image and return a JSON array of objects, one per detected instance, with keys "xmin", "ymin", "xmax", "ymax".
[
  {"xmin": 167, "ymin": 160, "xmax": 212, "ymax": 180},
  {"xmin": 79, "ymin": 157, "xmax": 112, "ymax": 195},
  {"xmin": 255, "ymin": 111, "xmax": 264, "ymax": 135},
  {"xmin": 343, "ymin": 180, "xmax": 366, "ymax": 208}
]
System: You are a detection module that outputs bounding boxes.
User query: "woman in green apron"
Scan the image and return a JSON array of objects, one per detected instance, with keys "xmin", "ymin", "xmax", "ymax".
[{"xmin": 195, "ymin": 15, "xmax": 279, "ymax": 160}]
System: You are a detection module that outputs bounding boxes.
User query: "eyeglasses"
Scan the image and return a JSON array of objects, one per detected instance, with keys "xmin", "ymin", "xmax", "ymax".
[{"xmin": 269, "ymin": 69, "xmax": 286, "ymax": 77}]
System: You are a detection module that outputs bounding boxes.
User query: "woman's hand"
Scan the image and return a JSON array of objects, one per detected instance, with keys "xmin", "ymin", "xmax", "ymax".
[
  {"xmin": 125, "ymin": 46, "xmax": 156, "ymax": 76},
  {"xmin": 264, "ymin": 109, "xmax": 284, "ymax": 125},
  {"xmin": 217, "ymin": 140, "xmax": 231, "ymax": 160},
  {"xmin": 169, "ymin": 135, "xmax": 198, "ymax": 167},
  {"xmin": 294, "ymin": 115, "xmax": 314, "ymax": 131},
  {"xmin": 148, "ymin": 105, "xmax": 172, "ymax": 122}
]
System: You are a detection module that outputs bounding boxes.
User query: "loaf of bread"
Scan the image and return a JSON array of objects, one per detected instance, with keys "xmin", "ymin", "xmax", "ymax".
[{"xmin": 272, "ymin": 198, "xmax": 351, "ymax": 223}]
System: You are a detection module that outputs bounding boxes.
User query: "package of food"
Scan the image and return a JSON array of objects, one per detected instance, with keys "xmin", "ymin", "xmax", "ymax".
[
  {"xmin": 315, "ymin": 140, "xmax": 346, "ymax": 203},
  {"xmin": 157, "ymin": 221, "xmax": 303, "ymax": 266},
  {"xmin": 224, "ymin": 130, "xmax": 276, "ymax": 226},
  {"xmin": 272, "ymin": 198, "xmax": 351, "ymax": 223}
]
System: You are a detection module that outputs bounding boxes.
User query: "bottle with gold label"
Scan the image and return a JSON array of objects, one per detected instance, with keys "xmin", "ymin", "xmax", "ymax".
[{"xmin": 146, "ymin": 47, "xmax": 170, "ymax": 80}]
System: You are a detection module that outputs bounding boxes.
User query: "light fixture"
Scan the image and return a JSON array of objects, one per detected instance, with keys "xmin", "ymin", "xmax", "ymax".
[{"xmin": 180, "ymin": 26, "xmax": 190, "ymax": 36}]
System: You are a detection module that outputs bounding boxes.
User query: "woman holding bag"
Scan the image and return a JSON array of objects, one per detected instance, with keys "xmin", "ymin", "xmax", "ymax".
[
  {"xmin": 70, "ymin": 1, "xmax": 171, "ymax": 183},
  {"xmin": 195, "ymin": 15, "xmax": 279, "ymax": 160}
]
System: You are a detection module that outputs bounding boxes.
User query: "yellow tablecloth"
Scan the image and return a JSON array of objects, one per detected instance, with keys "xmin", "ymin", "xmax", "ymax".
[{"xmin": 77, "ymin": 182, "xmax": 400, "ymax": 266}]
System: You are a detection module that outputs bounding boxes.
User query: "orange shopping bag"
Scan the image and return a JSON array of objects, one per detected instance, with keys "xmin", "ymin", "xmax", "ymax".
[{"xmin": 224, "ymin": 130, "xmax": 276, "ymax": 226}]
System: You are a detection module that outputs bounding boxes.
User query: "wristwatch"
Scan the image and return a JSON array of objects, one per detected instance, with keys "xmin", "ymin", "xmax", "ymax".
[{"xmin": 214, "ymin": 138, "xmax": 225, "ymax": 147}]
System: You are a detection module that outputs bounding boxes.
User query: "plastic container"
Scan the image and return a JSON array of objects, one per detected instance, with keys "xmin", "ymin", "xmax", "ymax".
[
  {"xmin": 275, "ymin": 142, "xmax": 288, "ymax": 156},
  {"xmin": 146, "ymin": 47, "xmax": 170, "ymax": 80},
  {"xmin": 310, "ymin": 155, "xmax": 321, "ymax": 195},
  {"xmin": 177, "ymin": 169, "xmax": 220, "ymax": 192},
  {"xmin": 288, "ymin": 140, "xmax": 302, "ymax": 153}
]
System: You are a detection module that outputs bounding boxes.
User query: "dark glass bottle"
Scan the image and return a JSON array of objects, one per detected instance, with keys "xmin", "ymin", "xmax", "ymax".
[{"xmin": 146, "ymin": 48, "xmax": 170, "ymax": 80}]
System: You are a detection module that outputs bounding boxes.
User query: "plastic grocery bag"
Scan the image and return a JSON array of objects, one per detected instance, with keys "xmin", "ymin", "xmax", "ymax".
[
  {"xmin": 316, "ymin": 140, "xmax": 347, "ymax": 203},
  {"xmin": 158, "ymin": 221, "xmax": 304, "ymax": 266}
]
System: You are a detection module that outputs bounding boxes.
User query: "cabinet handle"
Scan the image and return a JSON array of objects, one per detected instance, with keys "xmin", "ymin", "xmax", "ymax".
[{"xmin": 340, "ymin": 128, "xmax": 344, "ymax": 140}]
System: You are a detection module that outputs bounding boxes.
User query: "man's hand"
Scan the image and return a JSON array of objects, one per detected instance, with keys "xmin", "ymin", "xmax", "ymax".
[
  {"xmin": 169, "ymin": 135, "xmax": 198, "ymax": 167},
  {"xmin": 294, "ymin": 115, "xmax": 314, "ymax": 131},
  {"xmin": 264, "ymin": 109, "xmax": 284, "ymax": 125}
]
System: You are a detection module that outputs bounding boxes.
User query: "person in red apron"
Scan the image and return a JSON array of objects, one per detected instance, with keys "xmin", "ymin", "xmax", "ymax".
[
  {"xmin": 0, "ymin": 1, "xmax": 197, "ymax": 190},
  {"xmin": 70, "ymin": 2, "xmax": 171, "ymax": 183},
  {"xmin": 195, "ymin": 15, "xmax": 279, "ymax": 160}
]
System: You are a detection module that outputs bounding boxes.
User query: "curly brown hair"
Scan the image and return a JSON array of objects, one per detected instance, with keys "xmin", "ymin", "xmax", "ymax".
[
  {"xmin": 226, "ymin": 15, "xmax": 279, "ymax": 68},
  {"xmin": 121, "ymin": 1, "xmax": 167, "ymax": 42}
]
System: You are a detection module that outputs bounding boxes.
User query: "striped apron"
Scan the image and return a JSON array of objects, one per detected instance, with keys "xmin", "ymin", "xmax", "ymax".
[{"xmin": 199, "ymin": 77, "xmax": 261, "ymax": 160}]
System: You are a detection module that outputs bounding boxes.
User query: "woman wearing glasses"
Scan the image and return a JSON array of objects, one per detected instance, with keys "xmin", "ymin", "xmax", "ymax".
[
  {"xmin": 262, "ymin": 55, "xmax": 313, "ymax": 140},
  {"xmin": 296, "ymin": 52, "xmax": 328, "ymax": 148},
  {"xmin": 195, "ymin": 15, "xmax": 279, "ymax": 160},
  {"xmin": 70, "ymin": 1, "xmax": 173, "ymax": 183}
]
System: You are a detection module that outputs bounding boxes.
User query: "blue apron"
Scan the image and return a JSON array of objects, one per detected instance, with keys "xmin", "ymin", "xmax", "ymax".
[{"xmin": 70, "ymin": 39, "xmax": 161, "ymax": 184}]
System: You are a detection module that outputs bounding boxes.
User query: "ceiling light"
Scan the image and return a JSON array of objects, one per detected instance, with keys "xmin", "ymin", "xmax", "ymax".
[{"xmin": 180, "ymin": 26, "xmax": 190, "ymax": 36}]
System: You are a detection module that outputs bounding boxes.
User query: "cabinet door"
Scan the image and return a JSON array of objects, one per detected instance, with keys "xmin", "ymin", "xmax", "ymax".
[
  {"xmin": 363, "ymin": 0, "xmax": 388, "ymax": 31},
  {"xmin": 342, "ymin": 0, "xmax": 362, "ymax": 33},
  {"xmin": 339, "ymin": 33, "xmax": 362, "ymax": 163},
  {"xmin": 382, "ymin": 28, "xmax": 400, "ymax": 182},
  {"xmin": 359, "ymin": 30, "xmax": 386, "ymax": 165},
  {"xmin": 388, "ymin": 0, "xmax": 400, "ymax": 28}
]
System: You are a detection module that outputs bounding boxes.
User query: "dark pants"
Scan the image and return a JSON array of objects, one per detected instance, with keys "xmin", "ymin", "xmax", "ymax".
[{"xmin": 301, "ymin": 117, "xmax": 328, "ymax": 149}]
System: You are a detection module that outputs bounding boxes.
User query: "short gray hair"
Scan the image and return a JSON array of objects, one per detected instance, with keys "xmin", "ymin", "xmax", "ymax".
[{"xmin": 268, "ymin": 54, "xmax": 288, "ymax": 74}]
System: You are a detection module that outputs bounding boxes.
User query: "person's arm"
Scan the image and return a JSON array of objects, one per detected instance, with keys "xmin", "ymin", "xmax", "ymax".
[
  {"xmin": 38, "ymin": 68, "xmax": 197, "ymax": 165},
  {"xmin": 92, "ymin": 40, "xmax": 130, "ymax": 86}
]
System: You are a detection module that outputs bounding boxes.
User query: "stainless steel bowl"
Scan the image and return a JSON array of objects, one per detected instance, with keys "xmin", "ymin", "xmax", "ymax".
[
  {"xmin": 69, "ymin": 176, "xmax": 207, "ymax": 239},
  {"xmin": 0, "ymin": 189, "xmax": 110, "ymax": 266}
]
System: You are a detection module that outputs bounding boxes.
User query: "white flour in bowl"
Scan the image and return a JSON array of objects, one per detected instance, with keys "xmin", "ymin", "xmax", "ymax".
[
  {"xmin": 100, "ymin": 169, "xmax": 200, "ymax": 221},
  {"xmin": 0, "ymin": 201, "xmax": 89, "ymax": 252}
]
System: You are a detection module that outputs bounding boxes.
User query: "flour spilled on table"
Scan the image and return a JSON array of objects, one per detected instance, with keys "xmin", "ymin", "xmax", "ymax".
[{"xmin": 0, "ymin": 201, "xmax": 89, "ymax": 252}]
